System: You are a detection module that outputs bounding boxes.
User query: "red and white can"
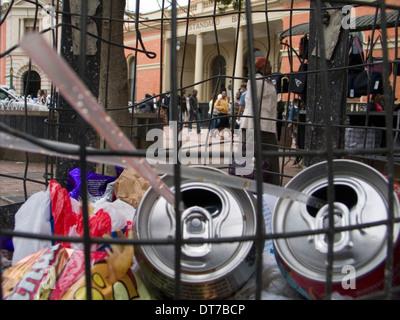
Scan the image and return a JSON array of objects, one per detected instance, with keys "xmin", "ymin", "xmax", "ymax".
[{"xmin": 272, "ymin": 159, "xmax": 400, "ymax": 299}]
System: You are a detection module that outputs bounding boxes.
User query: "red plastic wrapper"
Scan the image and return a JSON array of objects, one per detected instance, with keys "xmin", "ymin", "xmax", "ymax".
[{"xmin": 49, "ymin": 180, "xmax": 112, "ymax": 249}]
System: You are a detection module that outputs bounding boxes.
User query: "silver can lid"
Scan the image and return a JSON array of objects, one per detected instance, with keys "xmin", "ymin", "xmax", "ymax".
[
  {"xmin": 135, "ymin": 166, "xmax": 257, "ymax": 282},
  {"xmin": 272, "ymin": 159, "xmax": 400, "ymax": 282}
]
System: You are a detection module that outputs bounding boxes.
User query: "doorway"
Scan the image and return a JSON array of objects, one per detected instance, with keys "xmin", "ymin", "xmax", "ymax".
[
  {"xmin": 211, "ymin": 55, "xmax": 227, "ymax": 95},
  {"xmin": 22, "ymin": 70, "xmax": 41, "ymax": 98}
]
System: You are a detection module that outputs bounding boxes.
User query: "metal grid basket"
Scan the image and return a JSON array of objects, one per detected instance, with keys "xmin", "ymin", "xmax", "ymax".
[{"xmin": 1, "ymin": 0, "xmax": 399, "ymax": 301}]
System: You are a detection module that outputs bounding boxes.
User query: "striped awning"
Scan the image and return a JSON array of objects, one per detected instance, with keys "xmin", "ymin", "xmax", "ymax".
[
  {"xmin": 280, "ymin": 10, "xmax": 399, "ymax": 40},
  {"xmin": 280, "ymin": 23, "xmax": 309, "ymax": 40}
]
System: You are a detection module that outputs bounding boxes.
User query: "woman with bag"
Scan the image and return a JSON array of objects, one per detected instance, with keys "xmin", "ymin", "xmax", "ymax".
[{"xmin": 214, "ymin": 90, "xmax": 230, "ymax": 139}]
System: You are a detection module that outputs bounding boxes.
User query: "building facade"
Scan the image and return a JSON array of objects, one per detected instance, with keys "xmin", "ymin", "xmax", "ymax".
[
  {"xmin": 0, "ymin": 0, "xmax": 56, "ymax": 98},
  {"xmin": 1, "ymin": 0, "xmax": 398, "ymax": 104},
  {"xmin": 124, "ymin": 0, "xmax": 399, "ymax": 104},
  {"xmin": 124, "ymin": 0, "xmax": 285, "ymax": 103}
]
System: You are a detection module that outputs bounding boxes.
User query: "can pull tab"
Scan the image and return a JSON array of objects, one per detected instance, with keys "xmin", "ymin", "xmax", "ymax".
[
  {"xmin": 181, "ymin": 207, "xmax": 212, "ymax": 258},
  {"xmin": 314, "ymin": 202, "xmax": 351, "ymax": 253}
]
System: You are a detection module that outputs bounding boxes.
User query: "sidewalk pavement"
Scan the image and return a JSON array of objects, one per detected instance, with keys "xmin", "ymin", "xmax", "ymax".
[
  {"xmin": 0, "ymin": 126, "xmax": 303, "ymax": 206},
  {"xmin": 0, "ymin": 160, "xmax": 48, "ymax": 206}
]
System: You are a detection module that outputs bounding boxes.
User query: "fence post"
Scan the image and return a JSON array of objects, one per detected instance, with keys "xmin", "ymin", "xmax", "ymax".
[
  {"xmin": 55, "ymin": 0, "xmax": 101, "ymax": 186},
  {"xmin": 304, "ymin": 2, "xmax": 349, "ymax": 166}
]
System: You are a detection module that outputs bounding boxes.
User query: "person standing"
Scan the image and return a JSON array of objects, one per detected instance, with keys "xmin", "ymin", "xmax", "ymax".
[
  {"xmin": 237, "ymin": 83, "xmax": 247, "ymax": 121},
  {"xmin": 241, "ymin": 57, "xmax": 280, "ymax": 186},
  {"xmin": 178, "ymin": 89, "xmax": 188, "ymax": 121},
  {"xmin": 153, "ymin": 93, "xmax": 158, "ymax": 112},
  {"xmin": 276, "ymin": 100, "xmax": 285, "ymax": 142},
  {"xmin": 208, "ymin": 94, "xmax": 219, "ymax": 137},
  {"xmin": 288, "ymin": 98, "xmax": 301, "ymax": 165},
  {"xmin": 371, "ymin": 93, "xmax": 384, "ymax": 111},
  {"xmin": 234, "ymin": 91, "xmax": 241, "ymax": 117},
  {"xmin": 37, "ymin": 89, "xmax": 46, "ymax": 104},
  {"xmin": 214, "ymin": 90, "xmax": 230, "ymax": 139},
  {"xmin": 188, "ymin": 89, "xmax": 201, "ymax": 134},
  {"xmin": 139, "ymin": 93, "xmax": 154, "ymax": 113},
  {"xmin": 158, "ymin": 93, "xmax": 169, "ymax": 123},
  {"xmin": 177, "ymin": 89, "xmax": 188, "ymax": 133}
]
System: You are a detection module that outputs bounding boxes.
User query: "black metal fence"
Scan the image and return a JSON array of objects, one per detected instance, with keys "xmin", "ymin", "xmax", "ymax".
[{"xmin": 1, "ymin": 0, "xmax": 400, "ymax": 301}]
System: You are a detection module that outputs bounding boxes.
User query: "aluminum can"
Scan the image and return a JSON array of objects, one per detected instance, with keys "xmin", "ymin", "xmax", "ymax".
[
  {"xmin": 133, "ymin": 166, "xmax": 258, "ymax": 299},
  {"xmin": 272, "ymin": 159, "xmax": 400, "ymax": 299}
]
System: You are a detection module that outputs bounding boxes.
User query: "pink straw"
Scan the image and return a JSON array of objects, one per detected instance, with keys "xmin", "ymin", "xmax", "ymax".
[{"xmin": 20, "ymin": 32, "xmax": 175, "ymax": 205}]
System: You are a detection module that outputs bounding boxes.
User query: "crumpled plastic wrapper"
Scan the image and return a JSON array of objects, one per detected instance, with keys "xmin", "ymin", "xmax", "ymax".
[
  {"xmin": 67, "ymin": 168, "xmax": 117, "ymax": 203},
  {"xmin": 2, "ymin": 240, "xmax": 155, "ymax": 300},
  {"xmin": 113, "ymin": 168, "xmax": 150, "ymax": 208}
]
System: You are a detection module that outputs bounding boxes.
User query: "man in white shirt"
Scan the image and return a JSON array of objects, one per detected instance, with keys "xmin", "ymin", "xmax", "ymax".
[{"xmin": 240, "ymin": 57, "xmax": 280, "ymax": 185}]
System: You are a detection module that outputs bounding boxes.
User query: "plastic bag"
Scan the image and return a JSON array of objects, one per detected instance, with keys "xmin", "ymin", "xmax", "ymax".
[
  {"xmin": 67, "ymin": 167, "xmax": 118, "ymax": 202},
  {"xmin": 113, "ymin": 168, "xmax": 150, "ymax": 208},
  {"xmin": 92, "ymin": 199, "xmax": 135, "ymax": 233},
  {"xmin": 50, "ymin": 180, "xmax": 114, "ymax": 249},
  {"xmin": 50, "ymin": 180, "xmax": 137, "ymax": 251},
  {"xmin": 12, "ymin": 180, "xmax": 135, "ymax": 263},
  {"xmin": 49, "ymin": 180, "xmax": 80, "ymax": 248},
  {"xmin": 12, "ymin": 189, "xmax": 52, "ymax": 265}
]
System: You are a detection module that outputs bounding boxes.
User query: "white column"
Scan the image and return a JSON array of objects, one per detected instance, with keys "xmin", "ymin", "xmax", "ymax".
[
  {"xmin": 234, "ymin": 26, "xmax": 244, "ymax": 92},
  {"xmin": 194, "ymin": 33, "xmax": 203, "ymax": 99}
]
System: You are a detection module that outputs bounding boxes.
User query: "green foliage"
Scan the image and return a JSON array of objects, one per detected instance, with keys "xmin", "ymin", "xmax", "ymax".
[{"xmin": 215, "ymin": 0, "xmax": 243, "ymax": 12}]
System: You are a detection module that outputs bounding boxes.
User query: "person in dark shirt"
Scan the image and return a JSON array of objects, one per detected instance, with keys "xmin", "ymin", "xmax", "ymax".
[
  {"xmin": 188, "ymin": 89, "xmax": 201, "ymax": 134},
  {"xmin": 139, "ymin": 93, "xmax": 154, "ymax": 113},
  {"xmin": 178, "ymin": 89, "xmax": 188, "ymax": 132}
]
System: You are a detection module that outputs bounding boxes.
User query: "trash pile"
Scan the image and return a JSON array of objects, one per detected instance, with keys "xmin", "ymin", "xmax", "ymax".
[
  {"xmin": 1, "ymin": 166, "xmax": 302, "ymax": 300},
  {"xmin": 1, "ymin": 167, "xmax": 155, "ymax": 300}
]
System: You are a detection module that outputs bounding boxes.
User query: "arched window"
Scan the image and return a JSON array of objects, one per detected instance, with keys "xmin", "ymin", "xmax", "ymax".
[
  {"xmin": 22, "ymin": 70, "xmax": 41, "ymax": 98},
  {"xmin": 212, "ymin": 55, "xmax": 226, "ymax": 95}
]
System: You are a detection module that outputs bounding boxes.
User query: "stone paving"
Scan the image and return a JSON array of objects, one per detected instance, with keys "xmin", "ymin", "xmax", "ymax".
[
  {"xmin": 0, "ymin": 126, "xmax": 303, "ymax": 206},
  {"xmin": 0, "ymin": 160, "xmax": 302, "ymax": 207},
  {"xmin": 0, "ymin": 160, "xmax": 49, "ymax": 205}
]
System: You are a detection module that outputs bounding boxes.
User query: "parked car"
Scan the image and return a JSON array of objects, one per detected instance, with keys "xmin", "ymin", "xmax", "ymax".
[{"xmin": 0, "ymin": 86, "xmax": 49, "ymax": 112}]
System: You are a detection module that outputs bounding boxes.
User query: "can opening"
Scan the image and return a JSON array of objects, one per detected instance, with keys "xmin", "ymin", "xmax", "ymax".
[
  {"xmin": 307, "ymin": 184, "xmax": 358, "ymax": 217},
  {"xmin": 182, "ymin": 188, "xmax": 222, "ymax": 217}
]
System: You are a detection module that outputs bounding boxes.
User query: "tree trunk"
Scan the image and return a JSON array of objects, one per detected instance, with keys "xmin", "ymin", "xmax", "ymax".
[
  {"xmin": 99, "ymin": 0, "xmax": 130, "ymax": 136},
  {"xmin": 98, "ymin": 0, "xmax": 130, "ymax": 175}
]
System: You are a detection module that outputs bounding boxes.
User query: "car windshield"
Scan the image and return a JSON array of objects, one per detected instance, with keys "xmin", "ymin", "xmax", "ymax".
[
  {"xmin": 0, "ymin": 87, "xmax": 48, "ymax": 111},
  {"xmin": 0, "ymin": 87, "xmax": 20, "ymax": 101}
]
